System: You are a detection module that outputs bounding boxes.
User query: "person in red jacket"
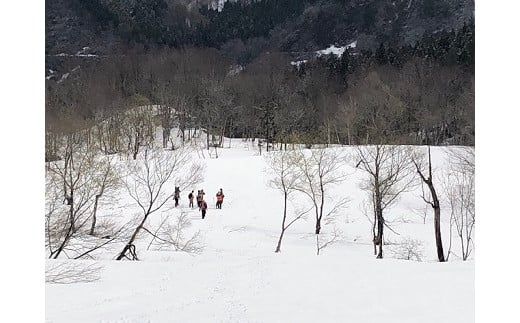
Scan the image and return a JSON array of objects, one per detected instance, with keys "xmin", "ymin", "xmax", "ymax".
[
  {"xmin": 196, "ymin": 189, "xmax": 205, "ymax": 208},
  {"xmin": 216, "ymin": 188, "xmax": 225, "ymax": 209},
  {"xmin": 200, "ymin": 199, "xmax": 208, "ymax": 219}
]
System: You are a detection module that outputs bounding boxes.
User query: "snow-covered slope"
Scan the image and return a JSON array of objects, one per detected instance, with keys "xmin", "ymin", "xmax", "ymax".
[{"xmin": 46, "ymin": 140, "xmax": 474, "ymax": 323}]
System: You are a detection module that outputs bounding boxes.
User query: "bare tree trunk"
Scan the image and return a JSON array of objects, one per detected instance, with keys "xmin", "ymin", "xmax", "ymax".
[
  {"xmin": 316, "ymin": 234, "xmax": 320, "ymax": 255},
  {"xmin": 373, "ymin": 167, "xmax": 384, "ymax": 259},
  {"xmin": 89, "ymin": 193, "xmax": 102, "ymax": 236},
  {"xmin": 206, "ymin": 130, "xmax": 210, "ymax": 150},
  {"xmin": 162, "ymin": 128, "xmax": 170, "ymax": 148},
  {"xmin": 327, "ymin": 122, "xmax": 331, "ymax": 147},
  {"xmin": 116, "ymin": 214, "xmax": 149, "ymax": 260},
  {"xmin": 51, "ymin": 226, "xmax": 73, "ymax": 259},
  {"xmin": 432, "ymin": 193, "xmax": 445, "ymax": 262},
  {"xmin": 414, "ymin": 146, "xmax": 445, "ymax": 262},
  {"xmin": 315, "ymin": 183, "xmax": 325, "ymax": 234},
  {"xmin": 275, "ymin": 193, "xmax": 288, "ymax": 253},
  {"xmin": 371, "ymin": 191, "xmax": 377, "ymax": 255},
  {"xmin": 132, "ymin": 132, "xmax": 140, "ymax": 160},
  {"xmin": 376, "ymin": 199, "xmax": 384, "ymax": 259}
]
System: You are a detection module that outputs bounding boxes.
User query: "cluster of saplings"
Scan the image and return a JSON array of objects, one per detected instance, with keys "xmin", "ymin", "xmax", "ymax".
[{"xmin": 266, "ymin": 143, "xmax": 474, "ymax": 260}]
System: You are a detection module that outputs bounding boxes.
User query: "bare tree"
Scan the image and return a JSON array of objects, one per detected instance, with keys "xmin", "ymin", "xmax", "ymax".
[
  {"xmin": 95, "ymin": 113, "xmax": 125, "ymax": 155},
  {"xmin": 89, "ymin": 156, "xmax": 123, "ymax": 236},
  {"xmin": 122, "ymin": 103, "xmax": 156, "ymax": 160},
  {"xmin": 46, "ymin": 141, "xmax": 102, "ymax": 259},
  {"xmin": 157, "ymin": 104, "xmax": 175, "ymax": 149},
  {"xmin": 412, "ymin": 146, "xmax": 445, "ymax": 262},
  {"xmin": 356, "ymin": 145, "xmax": 416, "ymax": 258},
  {"xmin": 46, "ymin": 142, "xmax": 131, "ymax": 260},
  {"xmin": 265, "ymin": 150, "xmax": 305, "ymax": 252},
  {"xmin": 116, "ymin": 146, "xmax": 204, "ymax": 260},
  {"xmin": 294, "ymin": 148, "xmax": 349, "ymax": 235}
]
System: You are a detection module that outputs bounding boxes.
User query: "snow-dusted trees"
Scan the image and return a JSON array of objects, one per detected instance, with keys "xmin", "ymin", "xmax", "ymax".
[
  {"xmin": 412, "ymin": 146, "xmax": 445, "ymax": 262},
  {"xmin": 266, "ymin": 150, "xmax": 305, "ymax": 253},
  {"xmin": 356, "ymin": 145, "xmax": 416, "ymax": 258},
  {"xmin": 294, "ymin": 148, "xmax": 349, "ymax": 235},
  {"xmin": 444, "ymin": 147, "xmax": 475, "ymax": 261},
  {"xmin": 116, "ymin": 147, "xmax": 204, "ymax": 260}
]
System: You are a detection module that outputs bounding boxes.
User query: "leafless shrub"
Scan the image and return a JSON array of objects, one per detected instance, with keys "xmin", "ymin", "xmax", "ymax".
[
  {"xmin": 447, "ymin": 146, "xmax": 475, "ymax": 174},
  {"xmin": 442, "ymin": 147, "xmax": 474, "ymax": 261},
  {"xmin": 443, "ymin": 170, "xmax": 475, "ymax": 261},
  {"xmin": 316, "ymin": 227, "xmax": 342, "ymax": 255},
  {"xmin": 389, "ymin": 238, "xmax": 424, "ymax": 262},
  {"xmin": 409, "ymin": 204, "xmax": 429, "ymax": 224},
  {"xmin": 145, "ymin": 212, "xmax": 205, "ymax": 254}
]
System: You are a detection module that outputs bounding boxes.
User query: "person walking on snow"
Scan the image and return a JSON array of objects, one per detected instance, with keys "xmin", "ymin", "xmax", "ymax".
[
  {"xmin": 197, "ymin": 189, "xmax": 205, "ymax": 208},
  {"xmin": 200, "ymin": 199, "xmax": 208, "ymax": 219},
  {"xmin": 216, "ymin": 188, "xmax": 225, "ymax": 209},
  {"xmin": 188, "ymin": 190, "xmax": 195, "ymax": 208},
  {"xmin": 174, "ymin": 186, "xmax": 181, "ymax": 207}
]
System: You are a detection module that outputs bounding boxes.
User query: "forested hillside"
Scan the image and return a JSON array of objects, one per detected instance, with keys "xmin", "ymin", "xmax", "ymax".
[{"xmin": 45, "ymin": 0, "xmax": 474, "ymax": 160}]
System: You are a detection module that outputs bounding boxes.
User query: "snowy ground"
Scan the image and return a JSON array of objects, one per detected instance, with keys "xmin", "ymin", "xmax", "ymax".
[{"xmin": 46, "ymin": 140, "xmax": 474, "ymax": 323}]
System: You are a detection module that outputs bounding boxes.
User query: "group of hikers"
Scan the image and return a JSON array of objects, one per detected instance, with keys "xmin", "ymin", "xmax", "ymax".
[{"xmin": 175, "ymin": 187, "xmax": 225, "ymax": 219}]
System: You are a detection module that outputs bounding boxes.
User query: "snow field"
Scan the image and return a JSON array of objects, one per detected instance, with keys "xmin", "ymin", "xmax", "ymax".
[{"xmin": 46, "ymin": 141, "xmax": 474, "ymax": 323}]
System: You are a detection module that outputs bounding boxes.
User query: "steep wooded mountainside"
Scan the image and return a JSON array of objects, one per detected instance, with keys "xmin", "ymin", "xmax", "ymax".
[{"xmin": 46, "ymin": 0, "xmax": 473, "ymax": 59}]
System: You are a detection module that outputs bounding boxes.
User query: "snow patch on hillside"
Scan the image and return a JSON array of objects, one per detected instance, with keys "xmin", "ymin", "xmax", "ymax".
[
  {"xmin": 290, "ymin": 59, "xmax": 308, "ymax": 67},
  {"xmin": 316, "ymin": 40, "xmax": 357, "ymax": 57}
]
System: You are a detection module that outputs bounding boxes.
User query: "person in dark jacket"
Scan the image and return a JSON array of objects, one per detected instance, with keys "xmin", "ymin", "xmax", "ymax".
[
  {"xmin": 188, "ymin": 190, "xmax": 194, "ymax": 208},
  {"xmin": 174, "ymin": 186, "xmax": 180, "ymax": 207},
  {"xmin": 216, "ymin": 188, "xmax": 225, "ymax": 209},
  {"xmin": 200, "ymin": 199, "xmax": 208, "ymax": 219}
]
